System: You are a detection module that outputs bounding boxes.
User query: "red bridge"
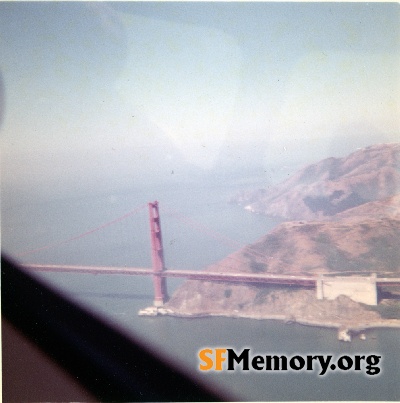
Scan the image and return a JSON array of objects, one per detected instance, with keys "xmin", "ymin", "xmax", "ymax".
[{"xmin": 21, "ymin": 201, "xmax": 400, "ymax": 307}]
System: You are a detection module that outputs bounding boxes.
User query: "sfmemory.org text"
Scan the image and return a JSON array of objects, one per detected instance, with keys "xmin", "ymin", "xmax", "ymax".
[{"xmin": 198, "ymin": 348, "xmax": 381, "ymax": 376}]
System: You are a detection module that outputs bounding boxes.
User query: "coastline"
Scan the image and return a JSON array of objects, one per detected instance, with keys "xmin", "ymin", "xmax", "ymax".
[{"xmin": 150, "ymin": 308, "xmax": 400, "ymax": 331}]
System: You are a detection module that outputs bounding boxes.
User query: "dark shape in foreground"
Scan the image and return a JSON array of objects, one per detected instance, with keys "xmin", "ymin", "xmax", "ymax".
[{"xmin": 1, "ymin": 254, "xmax": 228, "ymax": 402}]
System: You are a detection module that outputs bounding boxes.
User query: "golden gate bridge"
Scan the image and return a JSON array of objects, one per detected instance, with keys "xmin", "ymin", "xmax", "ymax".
[{"xmin": 19, "ymin": 201, "xmax": 400, "ymax": 307}]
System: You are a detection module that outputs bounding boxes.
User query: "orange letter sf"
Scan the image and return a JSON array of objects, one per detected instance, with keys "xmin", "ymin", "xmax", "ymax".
[
  {"xmin": 198, "ymin": 348, "xmax": 227, "ymax": 371},
  {"xmin": 199, "ymin": 348, "xmax": 213, "ymax": 370}
]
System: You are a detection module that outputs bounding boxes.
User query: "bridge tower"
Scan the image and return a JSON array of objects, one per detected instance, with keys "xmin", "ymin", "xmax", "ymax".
[{"xmin": 148, "ymin": 201, "xmax": 168, "ymax": 306}]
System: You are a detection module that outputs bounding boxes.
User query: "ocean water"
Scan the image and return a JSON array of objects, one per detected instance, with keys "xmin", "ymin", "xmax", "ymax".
[{"xmin": 2, "ymin": 183, "xmax": 400, "ymax": 401}]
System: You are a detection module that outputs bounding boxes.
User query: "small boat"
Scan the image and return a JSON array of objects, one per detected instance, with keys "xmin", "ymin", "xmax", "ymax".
[{"xmin": 338, "ymin": 328, "xmax": 351, "ymax": 342}]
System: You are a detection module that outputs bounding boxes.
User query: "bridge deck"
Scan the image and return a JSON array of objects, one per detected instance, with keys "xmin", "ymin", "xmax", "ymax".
[
  {"xmin": 23, "ymin": 264, "xmax": 315, "ymax": 286},
  {"xmin": 22, "ymin": 264, "xmax": 400, "ymax": 287}
]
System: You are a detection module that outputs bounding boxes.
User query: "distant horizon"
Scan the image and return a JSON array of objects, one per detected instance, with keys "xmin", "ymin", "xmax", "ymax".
[{"xmin": 2, "ymin": 140, "xmax": 398, "ymax": 206}]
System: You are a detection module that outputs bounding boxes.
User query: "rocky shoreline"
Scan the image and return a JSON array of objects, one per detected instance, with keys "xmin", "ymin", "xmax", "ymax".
[
  {"xmin": 165, "ymin": 312, "xmax": 400, "ymax": 329},
  {"xmin": 141, "ymin": 307, "xmax": 400, "ymax": 330},
  {"xmin": 138, "ymin": 305, "xmax": 400, "ymax": 343},
  {"xmin": 159, "ymin": 282, "xmax": 400, "ymax": 331},
  {"xmin": 139, "ymin": 291, "xmax": 400, "ymax": 334}
]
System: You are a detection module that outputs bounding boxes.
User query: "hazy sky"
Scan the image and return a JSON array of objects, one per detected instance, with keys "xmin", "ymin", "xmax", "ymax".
[{"xmin": 1, "ymin": 2, "xmax": 399, "ymax": 197}]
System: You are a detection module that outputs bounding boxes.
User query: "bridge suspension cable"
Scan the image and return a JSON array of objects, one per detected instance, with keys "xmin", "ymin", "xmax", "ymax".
[
  {"xmin": 16, "ymin": 203, "xmax": 148, "ymax": 258},
  {"xmin": 18, "ymin": 200, "xmax": 274, "ymax": 275}
]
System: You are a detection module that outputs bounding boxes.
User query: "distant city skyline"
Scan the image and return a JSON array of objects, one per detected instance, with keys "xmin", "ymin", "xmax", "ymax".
[{"xmin": 1, "ymin": 2, "xmax": 399, "ymax": 197}]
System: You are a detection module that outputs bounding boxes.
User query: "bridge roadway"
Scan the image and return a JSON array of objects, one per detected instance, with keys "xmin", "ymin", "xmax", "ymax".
[{"xmin": 22, "ymin": 264, "xmax": 400, "ymax": 287}]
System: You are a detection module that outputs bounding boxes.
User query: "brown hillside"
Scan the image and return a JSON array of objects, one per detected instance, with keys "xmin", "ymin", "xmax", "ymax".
[
  {"xmin": 333, "ymin": 193, "xmax": 400, "ymax": 221},
  {"xmin": 166, "ymin": 210, "xmax": 400, "ymax": 325},
  {"xmin": 241, "ymin": 217, "xmax": 400, "ymax": 275},
  {"xmin": 182, "ymin": 208, "xmax": 400, "ymax": 277},
  {"xmin": 233, "ymin": 143, "xmax": 400, "ymax": 220}
]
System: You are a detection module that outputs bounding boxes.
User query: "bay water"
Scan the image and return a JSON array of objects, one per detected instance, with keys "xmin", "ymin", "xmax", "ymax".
[{"xmin": 2, "ymin": 183, "xmax": 399, "ymax": 401}]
